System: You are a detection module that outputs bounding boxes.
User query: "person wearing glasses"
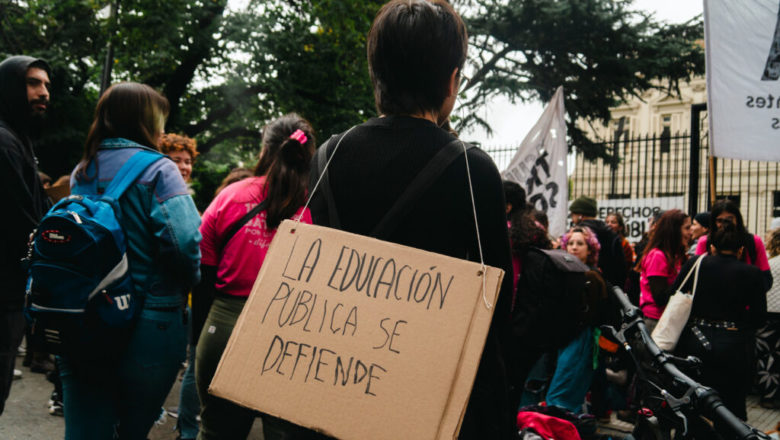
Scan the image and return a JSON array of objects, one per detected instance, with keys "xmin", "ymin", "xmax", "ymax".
[{"xmin": 695, "ymin": 199, "xmax": 772, "ymax": 291}]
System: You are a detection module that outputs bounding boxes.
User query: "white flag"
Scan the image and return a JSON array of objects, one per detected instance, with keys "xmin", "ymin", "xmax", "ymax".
[
  {"xmin": 705, "ymin": 0, "xmax": 780, "ymax": 161},
  {"xmin": 501, "ymin": 86, "xmax": 568, "ymax": 237}
]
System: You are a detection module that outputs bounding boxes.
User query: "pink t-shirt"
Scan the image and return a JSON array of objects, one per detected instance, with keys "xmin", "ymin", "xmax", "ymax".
[
  {"xmin": 639, "ymin": 248, "xmax": 681, "ymax": 319},
  {"xmin": 695, "ymin": 234, "xmax": 770, "ymax": 271},
  {"xmin": 199, "ymin": 176, "xmax": 312, "ymax": 297}
]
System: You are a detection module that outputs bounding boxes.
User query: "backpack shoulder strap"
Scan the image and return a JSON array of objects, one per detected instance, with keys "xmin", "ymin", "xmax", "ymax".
[
  {"xmin": 313, "ymin": 134, "xmax": 343, "ymax": 229},
  {"xmin": 217, "ymin": 199, "xmax": 269, "ymax": 254},
  {"xmin": 103, "ymin": 150, "xmax": 164, "ymax": 200},
  {"xmin": 371, "ymin": 139, "xmax": 474, "ymax": 239}
]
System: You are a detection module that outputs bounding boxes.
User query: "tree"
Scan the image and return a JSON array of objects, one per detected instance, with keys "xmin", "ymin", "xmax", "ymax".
[
  {"xmin": 0, "ymin": 0, "xmax": 381, "ymax": 192},
  {"xmin": 1, "ymin": 0, "xmax": 704, "ymax": 181},
  {"xmin": 453, "ymin": 0, "xmax": 705, "ymax": 159}
]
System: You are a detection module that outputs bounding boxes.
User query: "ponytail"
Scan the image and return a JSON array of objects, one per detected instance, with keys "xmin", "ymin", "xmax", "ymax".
[{"xmin": 254, "ymin": 114, "xmax": 315, "ymax": 229}]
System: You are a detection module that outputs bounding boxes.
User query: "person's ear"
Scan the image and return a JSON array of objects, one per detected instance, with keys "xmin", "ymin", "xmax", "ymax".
[{"xmin": 448, "ymin": 68, "xmax": 459, "ymax": 97}]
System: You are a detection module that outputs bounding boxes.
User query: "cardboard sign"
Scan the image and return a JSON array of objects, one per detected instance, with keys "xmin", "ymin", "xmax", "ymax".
[{"xmin": 209, "ymin": 220, "xmax": 503, "ymax": 439}]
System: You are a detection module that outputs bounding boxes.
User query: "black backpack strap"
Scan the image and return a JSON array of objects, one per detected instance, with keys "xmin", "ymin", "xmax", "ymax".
[
  {"xmin": 313, "ymin": 135, "xmax": 342, "ymax": 229},
  {"xmin": 217, "ymin": 199, "xmax": 269, "ymax": 254},
  {"xmin": 371, "ymin": 139, "xmax": 474, "ymax": 239}
]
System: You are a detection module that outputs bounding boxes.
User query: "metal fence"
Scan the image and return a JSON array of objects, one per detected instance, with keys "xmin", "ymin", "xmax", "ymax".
[{"xmin": 482, "ymin": 130, "xmax": 780, "ymax": 236}]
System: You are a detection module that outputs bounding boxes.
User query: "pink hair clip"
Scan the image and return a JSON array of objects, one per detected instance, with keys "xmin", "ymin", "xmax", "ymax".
[{"xmin": 289, "ymin": 129, "xmax": 307, "ymax": 144}]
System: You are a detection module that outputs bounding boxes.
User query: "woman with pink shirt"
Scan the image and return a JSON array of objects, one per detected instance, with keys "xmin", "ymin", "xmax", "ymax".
[
  {"xmin": 639, "ymin": 209, "xmax": 692, "ymax": 332},
  {"xmin": 193, "ymin": 114, "xmax": 318, "ymax": 440},
  {"xmin": 695, "ymin": 199, "xmax": 772, "ymax": 291}
]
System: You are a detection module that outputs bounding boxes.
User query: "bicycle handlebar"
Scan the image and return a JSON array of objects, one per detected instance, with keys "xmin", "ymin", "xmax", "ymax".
[{"xmin": 608, "ymin": 286, "xmax": 770, "ymax": 440}]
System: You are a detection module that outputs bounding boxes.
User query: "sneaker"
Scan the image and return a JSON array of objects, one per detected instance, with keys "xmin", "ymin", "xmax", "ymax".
[
  {"xmin": 48, "ymin": 401, "xmax": 63, "ymax": 417},
  {"xmin": 13, "ymin": 369, "xmax": 22, "ymax": 380},
  {"xmin": 48, "ymin": 391, "xmax": 63, "ymax": 417}
]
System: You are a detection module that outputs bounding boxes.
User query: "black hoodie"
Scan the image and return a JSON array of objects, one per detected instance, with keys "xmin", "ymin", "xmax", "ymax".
[
  {"xmin": 579, "ymin": 218, "xmax": 628, "ymax": 288},
  {"xmin": 0, "ymin": 55, "xmax": 51, "ymax": 309}
]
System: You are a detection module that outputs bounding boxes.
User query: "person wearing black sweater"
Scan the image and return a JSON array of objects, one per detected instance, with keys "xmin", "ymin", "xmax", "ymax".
[
  {"xmin": 308, "ymin": 1, "xmax": 515, "ymax": 438},
  {"xmin": 674, "ymin": 223, "xmax": 766, "ymax": 428}
]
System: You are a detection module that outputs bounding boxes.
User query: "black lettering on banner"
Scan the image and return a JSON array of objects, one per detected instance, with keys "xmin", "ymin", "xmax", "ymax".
[
  {"xmin": 388, "ymin": 320, "xmax": 407, "ymax": 354},
  {"xmin": 314, "ymin": 348, "xmax": 336, "ymax": 383},
  {"xmin": 373, "ymin": 318, "xmax": 393, "ymax": 350},
  {"xmin": 762, "ymin": 6, "xmax": 780, "ymax": 81},
  {"xmin": 524, "ymin": 151, "xmax": 559, "ymax": 213},
  {"xmin": 263, "ymin": 282, "xmax": 292, "ymax": 323},
  {"xmin": 366, "ymin": 364, "xmax": 387, "ymax": 396},
  {"xmin": 298, "ymin": 239, "xmax": 321, "ymax": 282},
  {"xmin": 372, "ymin": 258, "xmax": 396, "ymax": 299},
  {"xmin": 373, "ymin": 318, "xmax": 407, "ymax": 353},
  {"xmin": 276, "ymin": 339, "xmax": 297, "ymax": 375},
  {"xmin": 262, "ymin": 334, "xmax": 389, "ymax": 396},
  {"xmin": 281, "ymin": 237, "xmax": 321, "ymax": 282},
  {"xmin": 327, "ymin": 246, "xmax": 349, "ymax": 290},
  {"xmin": 281, "ymin": 236, "xmax": 300, "ymax": 281},
  {"xmin": 261, "ymin": 335, "xmax": 284, "ymax": 375},
  {"xmin": 290, "ymin": 342, "xmax": 311, "ymax": 381}
]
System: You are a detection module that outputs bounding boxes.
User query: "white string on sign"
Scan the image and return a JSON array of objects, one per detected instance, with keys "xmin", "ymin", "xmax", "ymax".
[
  {"xmin": 293, "ymin": 129, "xmax": 492, "ymax": 310},
  {"xmin": 460, "ymin": 140, "xmax": 491, "ymax": 310},
  {"xmin": 294, "ymin": 126, "xmax": 358, "ymax": 229}
]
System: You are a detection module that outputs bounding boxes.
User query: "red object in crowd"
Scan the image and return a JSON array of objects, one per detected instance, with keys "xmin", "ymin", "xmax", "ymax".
[{"xmin": 517, "ymin": 410, "xmax": 582, "ymax": 440}]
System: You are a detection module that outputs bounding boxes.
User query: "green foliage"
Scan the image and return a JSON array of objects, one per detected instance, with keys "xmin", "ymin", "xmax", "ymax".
[
  {"xmin": 1, "ymin": 0, "xmax": 704, "ymax": 180},
  {"xmin": 0, "ymin": 0, "xmax": 380, "ymax": 189},
  {"xmin": 454, "ymin": 0, "xmax": 705, "ymax": 160},
  {"xmin": 0, "ymin": 0, "xmax": 105, "ymax": 177}
]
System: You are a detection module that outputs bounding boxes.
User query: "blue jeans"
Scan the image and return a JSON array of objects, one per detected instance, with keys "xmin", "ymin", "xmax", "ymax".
[
  {"xmin": 60, "ymin": 297, "xmax": 187, "ymax": 440},
  {"xmin": 177, "ymin": 308, "xmax": 200, "ymax": 439},
  {"xmin": 546, "ymin": 328, "xmax": 595, "ymax": 413}
]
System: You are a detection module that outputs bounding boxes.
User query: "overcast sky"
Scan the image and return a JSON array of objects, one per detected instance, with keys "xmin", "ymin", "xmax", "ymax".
[{"xmin": 459, "ymin": 0, "xmax": 705, "ymax": 148}]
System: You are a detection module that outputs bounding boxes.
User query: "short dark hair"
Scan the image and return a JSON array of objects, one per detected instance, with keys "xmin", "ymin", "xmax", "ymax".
[
  {"xmin": 367, "ymin": 0, "xmax": 468, "ymax": 116},
  {"xmin": 503, "ymin": 180, "xmax": 526, "ymax": 214},
  {"xmin": 711, "ymin": 222, "xmax": 741, "ymax": 253}
]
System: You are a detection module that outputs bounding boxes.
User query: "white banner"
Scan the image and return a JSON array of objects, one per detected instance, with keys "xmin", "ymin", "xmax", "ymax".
[
  {"xmin": 596, "ymin": 197, "xmax": 685, "ymax": 244},
  {"xmin": 502, "ymin": 86, "xmax": 568, "ymax": 237},
  {"xmin": 704, "ymin": 0, "xmax": 780, "ymax": 161}
]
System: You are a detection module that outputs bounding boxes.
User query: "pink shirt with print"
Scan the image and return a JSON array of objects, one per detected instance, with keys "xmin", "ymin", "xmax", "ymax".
[
  {"xmin": 200, "ymin": 176, "xmax": 312, "ymax": 297},
  {"xmin": 695, "ymin": 234, "xmax": 770, "ymax": 270},
  {"xmin": 639, "ymin": 248, "xmax": 681, "ymax": 320}
]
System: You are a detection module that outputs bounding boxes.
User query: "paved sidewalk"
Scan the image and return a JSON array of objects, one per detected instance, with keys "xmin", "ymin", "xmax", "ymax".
[
  {"xmin": 0, "ymin": 360, "xmax": 263, "ymax": 440},
  {"xmin": 3, "ymin": 358, "xmax": 780, "ymax": 439}
]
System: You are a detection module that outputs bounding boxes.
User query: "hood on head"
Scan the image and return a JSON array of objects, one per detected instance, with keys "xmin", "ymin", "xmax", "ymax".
[{"xmin": 0, "ymin": 55, "xmax": 51, "ymax": 133}]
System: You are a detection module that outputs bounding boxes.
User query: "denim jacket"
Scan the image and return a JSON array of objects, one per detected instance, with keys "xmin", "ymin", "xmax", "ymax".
[{"xmin": 71, "ymin": 138, "xmax": 201, "ymax": 302}]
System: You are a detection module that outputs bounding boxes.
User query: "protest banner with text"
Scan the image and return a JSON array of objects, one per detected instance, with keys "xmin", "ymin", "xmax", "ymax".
[
  {"xmin": 705, "ymin": 0, "xmax": 780, "ymax": 161},
  {"xmin": 596, "ymin": 197, "xmax": 685, "ymax": 243},
  {"xmin": 209, "ymin": 220, "xmax": 503, "ymax": 440}
]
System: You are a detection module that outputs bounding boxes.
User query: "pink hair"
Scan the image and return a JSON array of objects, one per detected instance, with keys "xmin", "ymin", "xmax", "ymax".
[{"xmin": 560, "ymin": 226, "xmax": 601, "ymax": 267}]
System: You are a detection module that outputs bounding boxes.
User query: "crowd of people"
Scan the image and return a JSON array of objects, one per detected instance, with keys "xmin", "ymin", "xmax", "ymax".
[{"xmin": 1, "ymin": 0, "xmax": 779, "ymax": 439}]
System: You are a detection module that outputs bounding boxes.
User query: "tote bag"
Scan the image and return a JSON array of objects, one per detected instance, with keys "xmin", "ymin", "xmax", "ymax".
[{"xmin": 651, "ymin": 255, "xmax": 704, "ymax": 351}]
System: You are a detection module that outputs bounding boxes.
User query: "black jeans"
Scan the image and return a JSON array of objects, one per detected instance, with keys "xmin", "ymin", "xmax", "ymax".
[
  {"xmin": 0, "ymin": 308, "xmax": 26, "ymax": 415},
  {"xmin": 676, "ymin": 325, "xmax": 749, "ymax": 422}
]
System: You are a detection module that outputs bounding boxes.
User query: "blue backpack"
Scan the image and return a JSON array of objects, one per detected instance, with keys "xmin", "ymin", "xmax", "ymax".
[{"xmin": 25, "ymin": 150, "xmax": 163, "ymax": 363}]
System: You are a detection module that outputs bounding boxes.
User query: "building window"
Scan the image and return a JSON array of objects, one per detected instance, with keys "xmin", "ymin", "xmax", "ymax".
[
  {"xmin": 660, "ymin": 114, "xmax": 672, "ymax": 153},
  {"xmin": 716, "ymin": 194, "xmax": 741, "ymax": 208},
  {"xmin": 773, "ymin": 191, "xmax": 780, "ymax": 217}
]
